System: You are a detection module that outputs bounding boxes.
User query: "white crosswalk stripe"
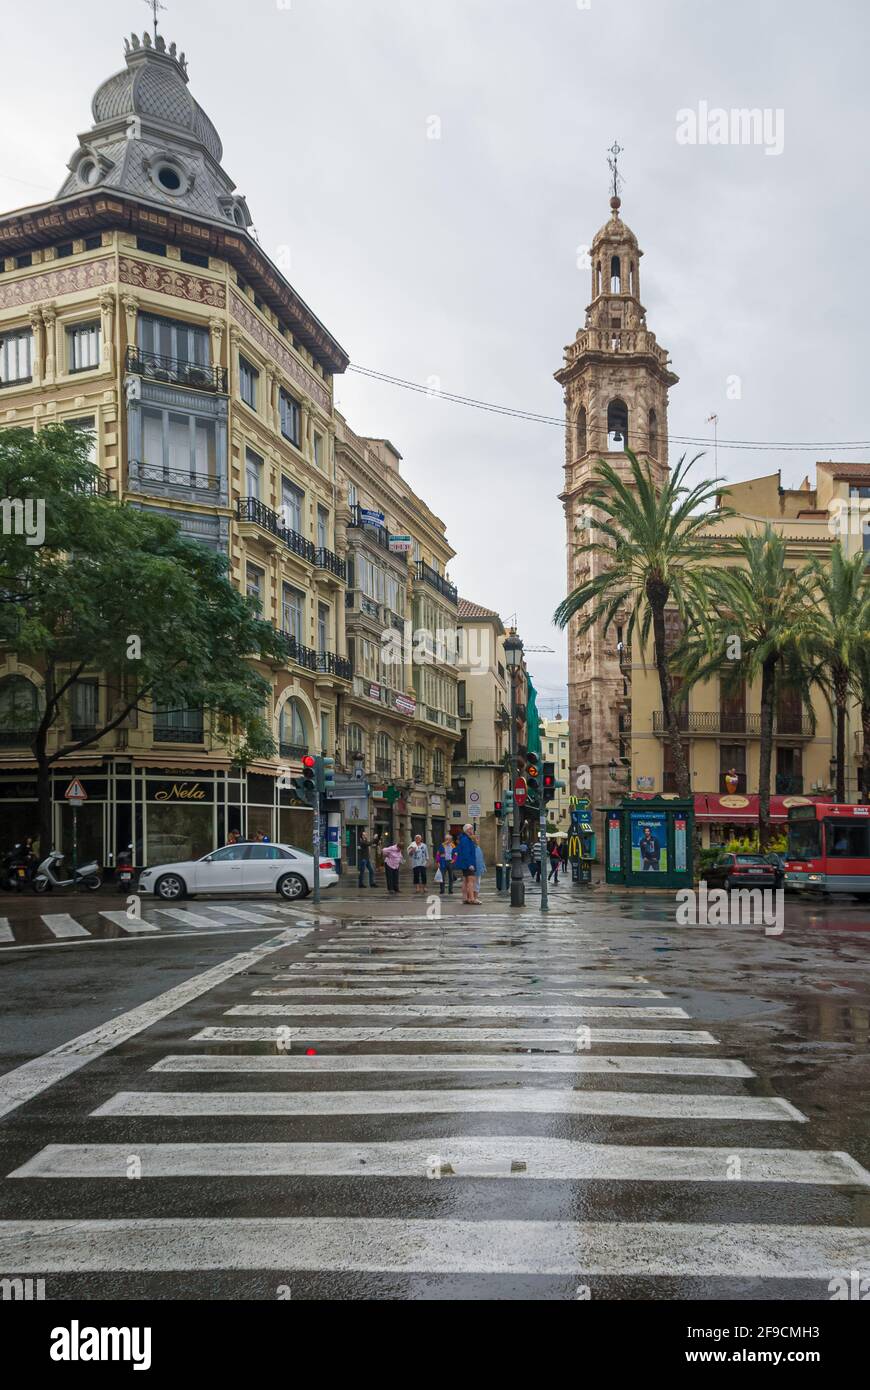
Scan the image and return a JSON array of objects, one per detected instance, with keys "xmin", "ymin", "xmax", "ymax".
[
  {"xmin": 14, "ymin": 1139, "xmax": 863, "ymax": 1183},
  {"xmin": 193, "ymin": 1025, "xmax": 719, "ymax": 1044},
  {"xmin": 98, "ymin": 910, "xmax": 159, "ymax": 933},
  {"xmin": 1, "ymin": 1218, "xmax": 867, "ymax": 1278},
  {"xmin": 225, "ymin": 1002, "xmax": 690, "ymax": 1020},
  {"xmin": 252, "ymin": 985, "xmax": 667, "ymax": 999},
  {"xmin": 0, "ymin": 917, "xmax": 13, "ymax": 942},
  {"xmin": 41, "ymin": 913, "xmax": 90, "ymax": 938},
  {"xmin": 149, "ymin": 1053, "xmax": 755, "ymax": 1078},
  {"xmin": 92, "ymin": 1088, "xmax": 806, "ymax": 1121}
]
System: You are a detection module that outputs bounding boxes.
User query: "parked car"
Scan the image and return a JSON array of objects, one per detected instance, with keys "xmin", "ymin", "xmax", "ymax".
[
  {"xmin": 137, "ymin": 842, "xmax": 338, "ymax": 902},
  {"xmin": 705, "ymin": 853, "xmax": 778, "ymax": 891}
]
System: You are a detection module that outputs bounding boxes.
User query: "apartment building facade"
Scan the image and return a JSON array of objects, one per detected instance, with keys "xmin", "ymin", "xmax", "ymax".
[{"xmin": 0, "ymin": 29, "xmax": 457, "ymax": 867}]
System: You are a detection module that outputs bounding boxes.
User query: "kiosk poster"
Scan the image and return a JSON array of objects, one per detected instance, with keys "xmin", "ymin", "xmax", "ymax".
[{"xmin": 630, "ymin": 810, "xmax": 668, "ymax": 873}]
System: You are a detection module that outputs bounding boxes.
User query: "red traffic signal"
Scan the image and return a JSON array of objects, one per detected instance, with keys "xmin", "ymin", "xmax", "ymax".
[{"xmin": 301, "ymin": 754, "xmax": 316, "ymax": 770}]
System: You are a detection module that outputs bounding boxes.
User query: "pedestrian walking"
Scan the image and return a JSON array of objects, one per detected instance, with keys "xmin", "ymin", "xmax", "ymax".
[
  {"xmin": 381, "ymin": 840, "xmax": 404, "ymax": 893},
  {"xmin": 409, "ymin": 835, "xmax": 429, "ymax": 893},
  {"xmin": 473, "ymin": 839, "xmax": 486, "ymax": 903},
  {"xmin": 548, "ymin": 838, "xmax": 561, "ymax": 883},
  {"xmin": 530, "ymin": 838, "xmax": 542, "ymax": 881},
  {"xmin": 455, "ymin": 823, "xmax": 479, "ymax": 905},
  {"xmin": 436, "ymin": 834, "xmax": 456, "ymax": 895},
  {"xmin": 559, "ymin": 839, "xmax": 568, "ymax": 869},
  {"xmin": 357, "ymin": 830, "xmax": 376, "ymax": 888}
]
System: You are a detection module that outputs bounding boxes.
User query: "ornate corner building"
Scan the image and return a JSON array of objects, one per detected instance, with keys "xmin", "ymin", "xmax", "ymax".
[
  {"xmin": 555, "ymin": 192, "xmax": 678, "ymax": 826},
  {"xmin": 0, "ymin": 30, "xmax": 459, "ymax": 864}
]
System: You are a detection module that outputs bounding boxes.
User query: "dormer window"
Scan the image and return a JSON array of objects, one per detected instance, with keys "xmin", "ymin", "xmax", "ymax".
[{"xmin": 145, "ymin": 156, "xmax": 191, "ymax": 197}]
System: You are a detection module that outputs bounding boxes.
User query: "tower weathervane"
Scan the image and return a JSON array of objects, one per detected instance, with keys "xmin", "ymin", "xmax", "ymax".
[
  {"xmin": 607, "ymin": 141, "xmax": 624, "ymax": 203},
  {"xmin": 142, "ymin": 0, "xmax": 166, "ymax": 41}
]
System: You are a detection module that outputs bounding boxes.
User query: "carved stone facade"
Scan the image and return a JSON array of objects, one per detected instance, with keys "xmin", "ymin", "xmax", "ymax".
[{"xmin": 556, "ymin": 196, "xmax": 678, "ymax": 824}]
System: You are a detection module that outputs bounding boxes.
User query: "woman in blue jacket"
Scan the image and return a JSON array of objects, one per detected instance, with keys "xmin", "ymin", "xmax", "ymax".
[{"xmin": 455, "ymin": 823, "xmax": 480, "ymax": 905}]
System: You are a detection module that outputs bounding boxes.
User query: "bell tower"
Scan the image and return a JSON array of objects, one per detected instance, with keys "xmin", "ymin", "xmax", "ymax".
[{"xmin": 556, "ymin": 149, "xmax": 678, "ymax": 815}]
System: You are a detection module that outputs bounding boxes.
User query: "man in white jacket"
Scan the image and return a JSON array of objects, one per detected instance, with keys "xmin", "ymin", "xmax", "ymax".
[{"xmin": 409, "ymin": 835, "xmax": 429, "ymax": 893}]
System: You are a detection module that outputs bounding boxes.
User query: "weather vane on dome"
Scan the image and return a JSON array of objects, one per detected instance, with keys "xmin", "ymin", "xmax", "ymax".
[
  {"xmin": 607, "ymin": 141, "xmax": 624, "ymax": 203},
  {"xmin": 142, "ymin": 0, "xmax": 166, "ymax": 41}
]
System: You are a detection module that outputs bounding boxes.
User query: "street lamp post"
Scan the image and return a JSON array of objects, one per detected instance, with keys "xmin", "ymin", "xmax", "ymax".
[{"xmin": 505, "ymin": 632, "xmax": 525, "ymax": 908}]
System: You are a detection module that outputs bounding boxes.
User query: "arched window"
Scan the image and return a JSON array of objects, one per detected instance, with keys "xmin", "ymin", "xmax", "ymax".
[
  {"xmin": 648, "ymin": 409, "xmax": 659, "ymax": 459},
  {"xmin": 413, "ymin": 742, "xmax": 428, "ymax": 782},
  {"xmin": 596, "ymin": 262, "xmax": 602, "ymax": 295},
  {"xmin": 376, "ymin": 731, "xmax": 391, "ymax": 772},
  {"xmin": 607, "ymin": 399, "xmax": 629, "ymax": 452},
  {"xmin": 0, "ymin": 675, "xmax": 40, "ymax": 735},
  {"xmin": 629, "ymin": 262, "xmax": 635, "ymax": 294},
  {"xmin": 610, "ymin": 255, "xmax": 621, "ymax": 292},
  {"xmin": 575, "ymin": 405, "xmax": 587, "ymax": 456},
  {"xmin": 279, "ymin": 698, "xmax": 307, "ymax": 753}
]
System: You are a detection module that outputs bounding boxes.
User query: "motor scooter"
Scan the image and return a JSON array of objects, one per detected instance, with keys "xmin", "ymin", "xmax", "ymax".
[
  {"xmin": 116, "ymin": 844, "xmax": 135, "ymax": 894},
  {"xmin": 1, "ymin": 842, "xmax": 36, "ymax": 892},
  {"xmin": 33, "ymin": 848, "xmax": 102, "ymax": 893}
]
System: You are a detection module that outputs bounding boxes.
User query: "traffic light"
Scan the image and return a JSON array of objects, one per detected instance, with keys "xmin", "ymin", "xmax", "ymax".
[
  {"xmin": 525, "ymin": 758, "xmax": 540, "ymax": 807},
  {"xmin": 293, "ymin": 754, "xmax": 317, "ymax": 806},
  {"xmin": 542, "ymin": 761, "xmax": 556, "ymax": 803},
  {"xmin": 318, "ymin": 755, "xmax": 336, "ymax": 794},
  {"xmin": 494, "ymin": 799, "xmax": 504, "ymax": 820},
  {"xmin": 503, "ymin": 788, "xmax": 514, "ymax": 816}
]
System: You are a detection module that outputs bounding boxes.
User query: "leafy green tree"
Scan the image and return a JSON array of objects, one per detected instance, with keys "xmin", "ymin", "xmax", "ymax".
[
  {"xmin": 854, "ymin": 642, "xmax": 870, "ymax": 805},
  {"xmin": 554, "ymin": 450, "xmax": 729, "ymax": 799},
  {"xmin": 677, "ymin": 526, "xmax": 817, "ymax": 848},
  {"xmin": 0, "ymin": 425, "xmax": 290, "ymax": 851},
  {"xmin": 804, "ymin": 544, "xmax": 870, "ymax": 804}
]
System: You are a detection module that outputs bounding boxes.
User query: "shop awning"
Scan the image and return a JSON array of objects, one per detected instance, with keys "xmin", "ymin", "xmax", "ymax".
[{"xmin": 626, "ymin": 791, "xmax": 823, "ymax": 823}]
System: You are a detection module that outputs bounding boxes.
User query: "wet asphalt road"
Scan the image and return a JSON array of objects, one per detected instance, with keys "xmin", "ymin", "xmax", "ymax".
[{"xmin": 0, "ymin": 880, "xmax": 867, "ymax": 1300}]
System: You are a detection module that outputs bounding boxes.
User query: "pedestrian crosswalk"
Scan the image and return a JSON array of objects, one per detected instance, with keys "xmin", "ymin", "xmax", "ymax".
[
  {"xmin": 0, "ymin": 903, "xmax": 311, "ymax": 949},
  {"xmin": 3, "ymin": 909, "xmax": 869, "ymax": 1296}
]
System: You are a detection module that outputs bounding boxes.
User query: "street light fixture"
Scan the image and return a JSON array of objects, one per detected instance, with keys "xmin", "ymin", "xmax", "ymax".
[{"xmin": 504, "ymin": 632, "xmax": 525, "ymax": 908}]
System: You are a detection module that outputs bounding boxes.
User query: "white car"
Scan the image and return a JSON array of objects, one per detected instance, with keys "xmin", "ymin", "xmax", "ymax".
[{"xmin": 137, "ymin": 842, "xmax": 339, "ymax": 902}]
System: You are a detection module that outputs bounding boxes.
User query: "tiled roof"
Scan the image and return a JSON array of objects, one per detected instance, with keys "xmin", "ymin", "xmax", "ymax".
[{"xmin": 457, "ymin": 598, "xmax": 501, "ymax": 622}]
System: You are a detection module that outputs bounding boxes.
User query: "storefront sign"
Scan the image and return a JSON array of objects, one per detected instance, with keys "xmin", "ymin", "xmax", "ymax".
[
  {"xmin": 150, "ymin": 781, "xmax": 212, "ymax": 803},
  {"xmin": 394, "ymin": 694, "xmax": 416, "ymax": 716}
]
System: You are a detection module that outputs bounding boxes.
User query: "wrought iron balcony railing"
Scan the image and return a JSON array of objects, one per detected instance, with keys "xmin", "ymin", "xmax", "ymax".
[
  {"xmin": 315, "ymin": 546, "xmax": 347, "ymax": 581},
  {"xmin": 317, "ymin": 650, "xmax": 353, "ymax": 681},
  {"xmin": 652, "ymin": 710, "xmax": 813, "ymax": 738},
  {"xmin": 0, "ymin": 728, "xmax": 36, "ymax": 746},
  {"xmin": 238, "ymin": 498, "xmax": 316, "ymax": 563},
  {"xmin": 130, "ymin": 459, "xmax": 220, "ymax": 493},
  {"xmin": 279, "ymin": 741, "xmax": 309, "ymax": 760},
  {"xmin": 154, "ymin": 722, "xmax": 205, "ymax": 744},
  {"xmin": 414, "ymin": 561, "xmax": 458, "ymax": 605},
  {"xmin": 125, "ymin": 346, "xmax": 227, "ymax": 394}
]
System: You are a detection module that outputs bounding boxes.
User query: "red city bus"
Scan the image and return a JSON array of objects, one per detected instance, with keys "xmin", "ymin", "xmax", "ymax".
[{"xmin": 785, "ymin": 803, "xmax": 870, "ymax": 897}]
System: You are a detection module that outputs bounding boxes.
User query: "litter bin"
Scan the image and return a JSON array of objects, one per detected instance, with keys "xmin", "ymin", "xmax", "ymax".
[{"xmin": 496, "ymin": 864, "xmax": 506, "ymax": 891}]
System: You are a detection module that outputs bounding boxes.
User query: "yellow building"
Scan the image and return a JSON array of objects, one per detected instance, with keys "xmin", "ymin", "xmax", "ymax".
[
  {"xmin": 451, "ymin": 600, "xmax": 511, "ymax": 861},
  {"xmin": 540, "ymin": 717, "xmax": 571, "ymax": 832},
  {"xmin": 334, "ymin": 418, "xmax": 460, "ymax": 858},
  {"xmin": 0, "ymin": 29, "xmax": 457, "ymax": 867}
]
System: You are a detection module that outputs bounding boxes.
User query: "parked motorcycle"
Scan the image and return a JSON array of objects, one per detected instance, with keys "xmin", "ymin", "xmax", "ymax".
[
  {"xmin": 33, "ymin": 849, "xmax": 102, "ymax": 893},
  {"xmin": 116, "ymin": 844, "xmax": 135, "ymax": 894},
  {"xmin": 1, "ymin": 842, "xmax": 37, "ymax": 893}
]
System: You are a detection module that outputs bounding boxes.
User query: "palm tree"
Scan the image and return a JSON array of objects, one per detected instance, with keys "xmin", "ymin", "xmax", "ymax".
[
  {"xmin": 554, "ymin": 450, "xmax": 730, "ymax": 800},
  {"xmin": 854, "ymin": 642, "xmax": 870, "ymax": 804},
  {"xmin": 678, "ymin": 526, "xmax": 817, "ymax": 848},
  {"xmin": 804, "ymin": 545, "xmax": 870, "ymax": 803}
]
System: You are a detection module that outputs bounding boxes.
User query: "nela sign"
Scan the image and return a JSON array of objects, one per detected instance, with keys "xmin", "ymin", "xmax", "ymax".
[{"xmin": 153, "ymin": 782, "xmax": 207, "ymax": 802}]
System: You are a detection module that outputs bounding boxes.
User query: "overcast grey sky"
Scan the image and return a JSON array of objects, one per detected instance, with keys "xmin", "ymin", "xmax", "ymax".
[{"xmin": 2, "ymin": 0, "xmax": 867, "ymax": 710}]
